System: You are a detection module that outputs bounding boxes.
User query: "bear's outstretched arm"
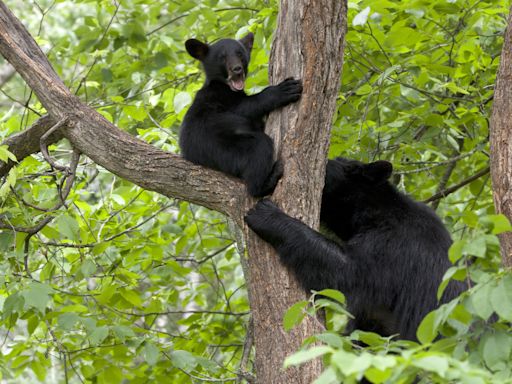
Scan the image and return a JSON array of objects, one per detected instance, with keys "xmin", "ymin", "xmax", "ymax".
[
  {"xmin": 245, "ymin": 199, "xmax": 357, "ymax": 293},
  {"xmin": 234, "ymin": 78, "xmax": 302, "ymax": 121}
]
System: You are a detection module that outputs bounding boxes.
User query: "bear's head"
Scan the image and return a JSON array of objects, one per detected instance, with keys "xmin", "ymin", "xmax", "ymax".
[
  {"xmin": 321, "ymin": 157, "xmax": 393, "ymax": 240},
  {"xmin": 185, "ymin": 33, "xmax": 254, "ymax": 92}
]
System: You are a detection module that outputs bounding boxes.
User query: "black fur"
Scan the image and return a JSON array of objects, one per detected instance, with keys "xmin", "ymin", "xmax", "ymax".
[
  {"xmin": 179, "ymin": 33, "xmax": 302, "ymax": 197},
  {"xmin": 245, "ymin": 158, "xmax": 466, "ymax": 340}
]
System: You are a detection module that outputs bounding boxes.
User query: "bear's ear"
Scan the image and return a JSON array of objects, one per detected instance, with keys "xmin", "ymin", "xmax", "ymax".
[
  {"xmin": 239, "ymin": 33, "xmax": 254, "ymax": 53},
  {"xmin": 185, "ymin": 39, "xmax": 209, "ymax": 61},
  {"xmin": 362, "ymin": 161, "xmax": 393, "ymax": 183}
]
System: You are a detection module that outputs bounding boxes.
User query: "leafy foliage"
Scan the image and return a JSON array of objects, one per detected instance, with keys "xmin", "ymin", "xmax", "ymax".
[{"xmin": 0, "ymin": 0, "xmax": 510, "ymax": 383}]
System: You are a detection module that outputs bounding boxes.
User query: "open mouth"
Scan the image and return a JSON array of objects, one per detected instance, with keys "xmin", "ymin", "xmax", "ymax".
[{"xmin": 227, "ymin": 74, "xmax": 245, "ymax": 92}]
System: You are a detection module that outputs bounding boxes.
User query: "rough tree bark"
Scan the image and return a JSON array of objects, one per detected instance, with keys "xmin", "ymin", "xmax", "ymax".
[
  {"xmin": 490, "ymin": 6, "xmax": 512, "ymax": 268},
  {"xmin": 0, "ymin": 1, "xmax": 347, "ymax": 382}
]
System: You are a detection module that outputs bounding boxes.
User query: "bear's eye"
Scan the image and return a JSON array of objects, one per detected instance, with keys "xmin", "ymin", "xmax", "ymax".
[
  {"xmin": 218, "ymin": 52, "xmax": 226, "ymax": 60},
  {"xmin": 236, "ymin": 51, "xmax": 244, "ymax": 58}
]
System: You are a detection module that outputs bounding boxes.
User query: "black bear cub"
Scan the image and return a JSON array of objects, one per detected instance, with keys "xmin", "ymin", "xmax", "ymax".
[
  {"xmin": 179, "ymin": 33, "xmax": 302, "ymax": 197},
  {"xmin": 245, "ymin": 158, "xmax": 465, "ymax": 340}
]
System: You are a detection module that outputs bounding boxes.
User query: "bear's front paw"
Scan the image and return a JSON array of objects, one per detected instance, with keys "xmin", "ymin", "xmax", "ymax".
[
  {"xmin": 245, "ymin": 199, "xmax": 282, "ymax": 233},
  {"xmin": 275, "ymin": 78, "xmax": 303, "ymax": 105}
]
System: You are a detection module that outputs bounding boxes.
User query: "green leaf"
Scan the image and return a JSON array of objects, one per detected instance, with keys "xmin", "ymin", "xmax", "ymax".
[
  {"xmin": 113, "ymin": 325, "xmax": 136, "ymax": 342},
  {"xmin": 98, "ymin": 366, "xmax": 123, "ymax": 384},
  {"xmin": 170, "ymin": 350, "xmax": 197, "ymax": 370},
  {"xmin": 315, "ymin": 332, "xmax": 344, "ymax": 348},
  {"xmin": 343, "ymin": 352, "xmax": 373, "ymax": 376},
  {"xmin": 56, "ymin": 215, "xmax": 79, "ymax": 241},
  {"xmin": 0, "ymin": 167, "xmax": 17, "ymax": 200},
  {"xmin": 330, "ymin": 349, "xmax": 357, "ymax": 375},
  {"xmin": 120, "ymin": 288, "xmax": 142, "ymax": 307},
  {"xmin": 22, "ymin": 282, "xmax": 53, "ymax": 313},
  {"xmin": 27, "ymin": 314, "xmax": 39, "ymax": 335},
  {"xmin": 123, "ymin": 105, "xmax": 147, "ymax": 122},
  {"xmin": 469, "ymin": 282, "xmax": 494, "ymax": 320},
  {"xmin": 0, "ymin": 144, "xmax": 17, "ymax": 163},
  {"xmin": 284, "ymin": 346, "xmax": 333, "ymax": 368},
  {"xmin": 489, "ymin": 214, "xmax": 512, "ymax": 235},
  {"xmin": 283, "ymin": 300, "xmax": 308, "ymax": 331},
  {"xmin": 30, "ymin": 359, "xmax": 46, "ymax": 382},
  {"xmin": 174, "ymin": 91, "xmax": 192, "ymax": 113},
  {"xmin": 448, "ymin": 240, "xmax": 465, "ymax": 263},
  {"xmin": 490, "ymin": 275, "xmax": 512, "ymax": 321},
  {"xmin": 481, "ymin": 331, "xmax": 512, "ymax": 371},
  {"xmin": 313, "ymin": 367, "xmax": 338, "ymax": 384},
  {"xmin": 88, "ymin": 326, "xmax": 109, "ymax": 346},
  {"xmin": 463, "ymin": 236, "xmax": 486, "ymax": 258},
  {"xmin": 144, "ymin": 341, "xmax": 160, "ymax": 366},
  {"xmin": 80, "ymin": 259, "xmax": 96, "ymax": 277},
  {"xmin": 97, "ymin": 283, "xmax": 116, "ymax": 305},
  {"xmin": 364, "ymin": 366, "xmax": 393, "ymax": 384},
  {"xmin": 315, "ymin": 289, "xmax": 346, "ymax": 304},
  {"xmin": 60, "ymin": 304, "xmax": 88, "ymax": 313},
  {"xmin": 58, "ymin": 313, "xmax": 80, "ymax": 331},
  {"xmin": 353, "ymin": 6, "xmax": 370, "ymax": 26},
  {"xmin": 412, "ymin": 355, "xmax": 449, "ymax": 378},
  {"xmin": 416, "ymin": 310, "xmax": 437, "ymax": 344},
  {"xmin": 2, "ymin": 293, "xmax": 24, "ymax": 318}
]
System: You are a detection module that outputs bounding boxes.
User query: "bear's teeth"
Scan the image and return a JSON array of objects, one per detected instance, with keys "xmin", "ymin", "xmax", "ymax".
[{"xmin": 229, "ymin": 79, "xmax": 245, "ymax": 91}]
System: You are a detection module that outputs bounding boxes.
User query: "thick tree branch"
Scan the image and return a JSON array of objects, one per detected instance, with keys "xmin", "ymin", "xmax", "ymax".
[
  {"xmin": 490, "ymin": 6, "xmax": 512, "ymax": 268},
  {"xmin": 0, "ymin": 2, "xmax": 245, "ymax": 218}
]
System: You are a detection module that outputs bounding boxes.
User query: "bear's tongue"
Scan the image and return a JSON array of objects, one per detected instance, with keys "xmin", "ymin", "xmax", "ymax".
[{"xmin": 228, "ymin": 78, "xmax": 245, "ymax": 91}]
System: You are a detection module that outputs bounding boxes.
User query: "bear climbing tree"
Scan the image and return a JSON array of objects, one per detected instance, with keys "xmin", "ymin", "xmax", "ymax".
[{"xmin": 246, "ymin": 158, "xmax": 466, "ymax": 341}]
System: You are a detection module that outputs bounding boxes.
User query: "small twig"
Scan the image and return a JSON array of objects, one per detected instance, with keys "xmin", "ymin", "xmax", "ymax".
[
  {"xmin": 431, "ymin": 159, "xmax": 457, "ymax": 210},
  {"xmin": 173, "ymin": 243, "xmax": 234, "ymax": 264},
  {"xmin": 238, "ymin": 317, "xmax": 254, "ymax": 383},
  {"xmin": 40, "ymin": 117, "xmax": 69, "ymax": 171},
  {"xmin": 424, "ymin": 166, "xmax": 490, "ymax": 204},
  {"xmin": 23, "ymin": 235, "xmax": 33, "ymax": 278},
  {"xmin": 58, "ymin": 148, "xmax": 80, "ymax": 207},
  {"xmin": 111, "ymin": 307, "xmax": 250, "ymax": 318},
  {"xmin": 397, "ymin": 144, "xmax": 484, "ymax": 175},
  {"xmin": 46, "ymin": 323, "xmax": 69, "ymax": 384},
  {"xmin": 11, "ymin": 148, "xmax": 80, "ymax": 212},
  {"xmin": 0, "ymin": 215, "xmax": 53, "ymax": 234}
]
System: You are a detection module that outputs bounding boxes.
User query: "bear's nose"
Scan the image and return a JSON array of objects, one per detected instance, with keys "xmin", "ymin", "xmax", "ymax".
[{"xmin": 232, "ymin": 65, "xmax": 243, "ymax": 74}]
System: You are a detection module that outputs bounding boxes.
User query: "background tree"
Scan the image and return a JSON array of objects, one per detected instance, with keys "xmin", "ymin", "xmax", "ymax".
[
  {"xmin": 490, "ymin": 5, "xmax": 512, "ymax": 268},
  {"xmin": 0, "ymin": 0, "xmax": 511, "ymax": 383}
]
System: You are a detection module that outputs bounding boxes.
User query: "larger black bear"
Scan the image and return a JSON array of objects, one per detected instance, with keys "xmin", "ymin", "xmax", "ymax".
[
  {"xmin": 179, "ymin": 33, "xmax": 302, "ymax": 197},
  {"xmin": 245, "ymin": 158, "xmax": 466, "ymax": 340}
]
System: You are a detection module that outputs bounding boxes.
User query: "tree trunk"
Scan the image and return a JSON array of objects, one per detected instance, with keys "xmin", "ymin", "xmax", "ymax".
[
  {"xmin": 490, "ymin": 6, "xmax": 512, "ymax": 268},
  {"xmin": 245, "ymin": 1, "xmax": 347, "ymax": 382},
  {"xmin": 0, "ymin": 1, "xmax": 348, "ymax": 382}
]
